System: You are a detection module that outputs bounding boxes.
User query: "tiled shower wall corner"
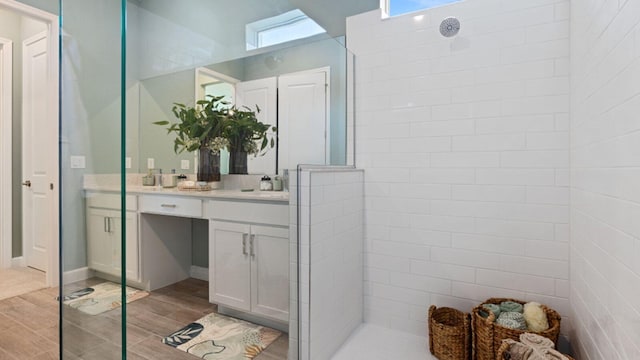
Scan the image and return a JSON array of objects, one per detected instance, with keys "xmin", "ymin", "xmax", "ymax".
[
  {"xmin": 295, "ymin": 167, "xmax": 364, "ymax": 360},
  {"xmin": 348, "ymin": 0, "xmax": 571, "ymax": 336},
  {"xmin": 569, "ymin": 0, "xmax": 640, "ymax": 358}
]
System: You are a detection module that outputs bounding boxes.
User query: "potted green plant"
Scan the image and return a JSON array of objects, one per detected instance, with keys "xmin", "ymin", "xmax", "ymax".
[
  {"xmin": 223, "ymin": 105, "xmax": 276, "ymax": 174},
  {"xmin": 153, "ymin": 95, "xmax": 229, "ymax": 182}
]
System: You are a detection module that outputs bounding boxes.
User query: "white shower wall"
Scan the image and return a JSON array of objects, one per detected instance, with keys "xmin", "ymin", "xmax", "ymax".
[
  {"xmin": 569, "ymin": 0, "xmax": 640, "ymax": 358},
  {"xmin": 348, "ymin": 0, "xmax": 571, "ymax": 336},
  {"xmin": 296, "ymin": 168, "xmax": 364, "ymax": 360}
]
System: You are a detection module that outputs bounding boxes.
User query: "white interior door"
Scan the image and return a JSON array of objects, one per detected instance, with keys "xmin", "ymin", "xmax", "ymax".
[
  {"xmin": 278, "ymin": 71, "xmax": 327, "ymax": 172},
  {"xmin": 0, "ymin": 37, "xmax": 12, "ymax": 269},
  {"xmin": 235, "ymin": 77, "xmax": 277, "ymax": 175},
  {"xmin": 22, "ymin": 31, "xmax": 54, "ymax": 272}
]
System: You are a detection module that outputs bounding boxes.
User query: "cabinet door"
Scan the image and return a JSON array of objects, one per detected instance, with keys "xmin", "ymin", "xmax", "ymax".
[
  {"xmin": 250, "ymin": 225, "xmax": 290, "ymax": 322},
  {"xmin": 209, "ymin": 221, "xmax": 251, "ymax": 311},
  {"xmin": 112, "ymin": 211, "xmax": 139, "ymax": 281},
  {"xmin": 86, "ymin": 208, "xmax": 117, "ymax": 276}
]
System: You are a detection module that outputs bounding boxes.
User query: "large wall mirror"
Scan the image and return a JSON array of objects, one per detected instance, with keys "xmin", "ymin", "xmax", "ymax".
[{"xmin": 128, "ymin": 0, "xmax": 354, "ymax": 176}]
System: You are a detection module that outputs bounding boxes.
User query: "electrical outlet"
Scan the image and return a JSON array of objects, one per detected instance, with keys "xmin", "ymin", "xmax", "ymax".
[
  {"xmin": 125, "ymin": 157, "xmax": 132, "ymax": 169},
  {"xmin": 147, "ymin": 158, "xmax": 155, "ymax": 169},
  {"xmin": 70, "ymin": 156, "xmax": 85, "ymax": 169},
  {"xmin": 181, "ymin": 160, "xmax": 190, "ymax": 170}
]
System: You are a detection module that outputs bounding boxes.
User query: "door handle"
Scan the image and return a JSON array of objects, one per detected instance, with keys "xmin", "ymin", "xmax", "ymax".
[
  {"xmin": 242, "ymin": 233, "xmax": 248, "ymax": 256},
  {"xmin": 250, "ymin": 234, "xmax": 255, "ymax": 258},
  {"xmin": 104, "ymin": 217, "xmax": 108, "ymax": 232},
  {"xmin": 22, "ymin": 180, "xmax": 31, "ymax": 187},
  {"xmin": 161, "ymin": 204, "xmax": 177, "ymax": 208},
  {"xmin": 107, "ymin": 218, "xmax": 112, "ymax": 233}
]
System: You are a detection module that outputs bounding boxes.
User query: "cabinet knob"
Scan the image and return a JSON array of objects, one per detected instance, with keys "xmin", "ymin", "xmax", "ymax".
[{"xmin": 161, "ymin": 204, "xmax": 177, "ymax": 208}]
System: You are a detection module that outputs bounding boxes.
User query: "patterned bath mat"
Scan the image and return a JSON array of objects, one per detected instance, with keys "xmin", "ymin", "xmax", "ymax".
[
  {"xmin": 162, "ymin": 312, "xmax": 282, "ymax": 359},
  {"xmin": 62, "ymin": 282, "xmax": 149, "ymax": 315}
]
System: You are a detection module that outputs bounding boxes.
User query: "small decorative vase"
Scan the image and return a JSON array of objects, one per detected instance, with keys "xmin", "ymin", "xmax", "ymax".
[
  {"xmin": 229, "ymin": 150, "xmax": 248, "ymax": 174},
  {"xmin": 198, "ymin": 147, "xmax": 220, "ymax": 182}
]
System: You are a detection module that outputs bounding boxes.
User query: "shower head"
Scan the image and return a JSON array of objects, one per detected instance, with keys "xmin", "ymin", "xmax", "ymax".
[{"xmin": 440, "ymin": 17, "xmax": 460, "ymax": 37}]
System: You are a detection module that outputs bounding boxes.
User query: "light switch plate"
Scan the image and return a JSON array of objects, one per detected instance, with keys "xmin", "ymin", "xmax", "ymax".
[
  {"xmin": 147, "ymin": 158, "xmax": 155, "ymax": 169},
  {"xmin": 125, "ymin": 157, "xmax": 132, "ymax": 169},
  {"xmin": 181, "ymin": 159, "xmax": 190, "ymax": 170},
  {"xmin": 70, "ymin": 156, "xmax": 85, "ymax": 169}
]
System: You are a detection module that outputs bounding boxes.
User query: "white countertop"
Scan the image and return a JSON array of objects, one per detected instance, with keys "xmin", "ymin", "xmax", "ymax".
[{"xmin": 84, "ymin": 185, "xmax": 290, "ymax": 202}]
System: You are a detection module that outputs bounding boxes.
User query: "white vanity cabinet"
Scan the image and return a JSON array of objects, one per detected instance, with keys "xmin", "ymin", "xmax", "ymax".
[
  {"xmin": 208, "ymin": 200, "xmax": 289, "ymax": 323},
  {"xmin": 86, "ymin": 192, "xmax": 139, "ymax": 281}
]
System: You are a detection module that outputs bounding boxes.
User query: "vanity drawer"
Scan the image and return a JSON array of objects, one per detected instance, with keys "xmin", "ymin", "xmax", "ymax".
[
  {"xmin": 140, "ymin": 195, "xmax": 202, "ymax": 218},
  {"xmin": 207, "ymin": 200, "xmax": 288, "ymax": 226},
  {"xmin": 86, "ymin": 192, "xmax": 137, "ymax": 211}
]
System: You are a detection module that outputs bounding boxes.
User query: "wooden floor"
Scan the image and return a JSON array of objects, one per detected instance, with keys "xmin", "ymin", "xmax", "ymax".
[
  {"xmin": 0, "ymin": 278, "xmax": 288, "ymax": 359},
  {"xmin": 0, "ymin": 267, "xmax": 46, "ymax": 301}
]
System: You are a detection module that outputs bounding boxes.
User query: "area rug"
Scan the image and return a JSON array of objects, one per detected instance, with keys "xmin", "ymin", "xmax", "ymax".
[
  {"xmin": 62, "ymin": 281, "xmax": 149, "ymax": 315},
  {"xmin": 162, "ymin": 312, "xmax": 282, "ymax": 359}
]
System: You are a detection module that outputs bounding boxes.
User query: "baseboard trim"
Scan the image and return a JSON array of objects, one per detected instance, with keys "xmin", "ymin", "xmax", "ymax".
[
  {"xmin": 190, "ymin": 265, "xmax": 208, "ymax": 281},
  {"xmin": 218, "ymin": 305, "xmax": 289, "ymax": 333},
  {"xmin": 10, "ymin": 257, "xmax": 25, "ymax": 267},
  {"xmin": 63, "ymin": 267, "xmax": 94, "ymax": 284}
]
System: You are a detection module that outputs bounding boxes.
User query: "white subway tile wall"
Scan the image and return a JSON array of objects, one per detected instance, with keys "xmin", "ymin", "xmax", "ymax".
[
  {"xmin": 297, "ymin": 168, "xmax": 364, "ymax": 360},
  {"xmin": 570, "ymin": 0, "xmax": 640, "ymax": 359},
  {"xmin": 347, "ymin": 0, "xmax": 571, "ymax": 337}
]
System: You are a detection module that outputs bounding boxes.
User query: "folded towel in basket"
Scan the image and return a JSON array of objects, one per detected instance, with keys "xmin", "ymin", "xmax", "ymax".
[
  {"xmin": 497, "ymin": 311, "xmax": 527, "ymax": 330},
  {"xmin": 500, "ymin": 301, "xmax": 524, "ymax": 313},
  {"xmin": 520, "ymin": 333, "xmax": 555, "ymax": 350},
  {"xmin": 504, "ymin": 339, "xmax": 533, "ymax": 360},
  {"xmin": 482, "ymin": 303, "xmax": 501, "ymax": 318},
  {"xmin": 506, "ymin": 333, "xmax": 569, "ymax": 360}
]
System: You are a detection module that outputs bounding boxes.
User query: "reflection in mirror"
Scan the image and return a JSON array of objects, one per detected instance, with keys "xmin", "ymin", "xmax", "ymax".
[
  {"xmin": 134, "ymin": 1, "xmax": 351, "ymax": 175},
  {"xmin": 195, "ymin": 68, "xmax": 238, "ymax": 175}
]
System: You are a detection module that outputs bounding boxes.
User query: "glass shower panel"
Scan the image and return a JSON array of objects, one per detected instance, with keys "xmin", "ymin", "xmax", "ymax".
[
  {"xmin": 295, "ymin": 46, "xmax": 359, "ymax": 360},
  {"xmin": 60, "ymin": 1, "xmax": 126, "ymax": 358},
  {"xmin": 54, "ymin": 1, "xmax": 356, "ymax": 358}
]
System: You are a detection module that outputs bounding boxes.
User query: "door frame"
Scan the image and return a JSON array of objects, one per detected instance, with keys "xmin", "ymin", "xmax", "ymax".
[
  {"xmin": 0, "ymin": 36, "xmax": 12, "ymax": 269},
  {"xmin": 0, "ymin": 0, "xmax": 59, "ymax": 287}
]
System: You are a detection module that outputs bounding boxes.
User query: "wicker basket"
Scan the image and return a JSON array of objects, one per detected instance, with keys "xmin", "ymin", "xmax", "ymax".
[
  {"xmin": 471, "ymin": 298, "xmax": 561, "ymax": 360},
  {"xmin": 429, "ymin": 305, "xmax": 471, "ymax": 360},
  {"xmin": 497, "ymin": 340, "xmax": 575, "ymax": 360}
]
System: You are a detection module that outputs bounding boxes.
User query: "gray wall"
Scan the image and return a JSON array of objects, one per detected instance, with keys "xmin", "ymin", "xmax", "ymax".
[
  {"xmin": 60, "ymin": 0, "xmax": 125, "ymax": 270},
  {"xmin": 16, "ymin": 0, "xmax": 58, "ymax": 15},
  {"xmin": 138, "ymin": 69, "xmax": 195, "ymax": 173},
  {"xmin": 192, "ymin": 219, "xmax": 208, "ymax": 268}
]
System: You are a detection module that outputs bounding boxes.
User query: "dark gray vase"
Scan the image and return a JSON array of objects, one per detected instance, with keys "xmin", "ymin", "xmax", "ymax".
[
  {"xmin": 229, "ymin": 150, "xmax": 248, "ymax": 174},
  {"xmin": 198, "ymin": 147, "xmax": 220, "ymax": 182}
]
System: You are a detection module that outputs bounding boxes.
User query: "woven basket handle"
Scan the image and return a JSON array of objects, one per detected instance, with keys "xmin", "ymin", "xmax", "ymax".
[{"xmin": 428, "ymin": 305, "xmax": 435, "ymax": 355}]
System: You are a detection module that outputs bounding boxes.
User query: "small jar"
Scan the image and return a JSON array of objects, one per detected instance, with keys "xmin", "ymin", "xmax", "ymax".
[
  {"xmin": 260, "ymin": 175, "xmax": 273, "ymax": 191},
  {"xmin": 272, "ymin": 176, "xmax": 283, "ymax": 191}
]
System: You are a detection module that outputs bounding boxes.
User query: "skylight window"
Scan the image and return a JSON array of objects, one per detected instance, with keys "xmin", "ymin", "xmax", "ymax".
[
  {"xmin": 383, "ymin": 0, "xmax": 462, "ymax": 17},
  {"xmin": 246, "ymin": 9, "xmax": 326, "ymax": 51}
]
